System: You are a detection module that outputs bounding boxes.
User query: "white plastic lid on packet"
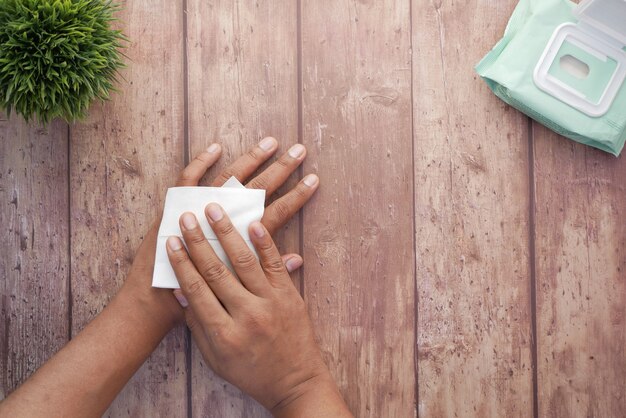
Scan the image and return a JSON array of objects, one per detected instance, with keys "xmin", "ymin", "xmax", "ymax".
[{"xmin": 534, "ymin": 0, "xmax": 626, "ymax": 117}]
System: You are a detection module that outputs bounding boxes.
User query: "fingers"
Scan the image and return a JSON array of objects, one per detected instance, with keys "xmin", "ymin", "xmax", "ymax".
[
  {"xmin": 172, "ymin": 253, "xmax": 302, "ymax": 324},
  {"xmin": 205, "ymin": 203, "xmax": 269, "ymax": 296},
  {"xmin": 177, "ymin": 144, "xmax": 222, "ymax": 186},
  {"xmin": 166, "ymin": 237, "xmax": 230, "ymax": 326},
  {"xmin": 211, "ymin": 137, "xmax": 278, "ymax": 186},
  {"xmin": 179, "ymin": 212, "xmax": 249, "ymax": 310},
  {"xmin": 262, "ymin": 174, "xmax": 320, "ymax": 235},
  {"xmin": 249, "ymin": 221, "xmax": 292, "ymax": 288},
  {"xmin": 246, "ymin": 144, "xmax": 307, "ymax": 197},
  {"xmin": 281, "ymin": 254, "xmax": 304, "ymax": 273}
]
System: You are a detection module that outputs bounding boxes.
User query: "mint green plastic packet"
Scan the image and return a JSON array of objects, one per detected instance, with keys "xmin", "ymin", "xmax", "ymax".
[{"xmin": 476, "ymin": 0, "xmax": 626, "ymax": 156}]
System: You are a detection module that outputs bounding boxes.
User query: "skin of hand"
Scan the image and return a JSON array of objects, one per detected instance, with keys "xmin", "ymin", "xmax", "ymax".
[
  {"xmin": 0, "ymin": 137, "xmax": 319, "ymax": 418},
  {"xmin": 166, "ymin": 206, "xmax": 354, "ymax": 418},
  {"xmin": 122, "ymin": 137, "xmax": 318, "ymax": 326}
]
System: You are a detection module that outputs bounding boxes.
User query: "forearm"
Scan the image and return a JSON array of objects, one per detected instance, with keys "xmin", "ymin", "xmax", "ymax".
[{"xmin": 0, "ymin": 284, "xmax": 178, "ymax": 417}]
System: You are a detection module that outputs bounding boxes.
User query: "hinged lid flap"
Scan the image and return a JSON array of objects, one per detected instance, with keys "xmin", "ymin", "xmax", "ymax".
[{"xmin": 574, "ymin": 0, "xmax": 626, "ymax": 45}]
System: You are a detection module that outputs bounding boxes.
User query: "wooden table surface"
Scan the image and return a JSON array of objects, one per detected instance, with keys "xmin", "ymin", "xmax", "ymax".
[{"xmin": 1, "ymin": 1, "xmax": 625, "ymax": 417}]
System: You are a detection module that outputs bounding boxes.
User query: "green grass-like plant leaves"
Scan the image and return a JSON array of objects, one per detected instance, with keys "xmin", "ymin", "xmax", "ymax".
[{"xmin": 0, "ymin": 0, "xmax": 126, "ymax": 123}]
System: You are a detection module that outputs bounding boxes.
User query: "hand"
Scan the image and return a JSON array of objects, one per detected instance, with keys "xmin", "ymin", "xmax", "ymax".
[
  {"xmin": 122, "ymin": 137, "xmax": 319, "ymax": 325},
  {"xmin": 0, "ymin": 138, "xmax": 322, "ymax": 418},
  {"xmin": 165, "ymin": 205, "xmax": 353, "ymax": 418}
]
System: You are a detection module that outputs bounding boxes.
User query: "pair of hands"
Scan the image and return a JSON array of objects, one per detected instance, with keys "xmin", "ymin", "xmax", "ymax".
[
  {"xmin": 124, "ymin": 137, "xmax": 314, "ymax": 324},
  {"xmin": 126, "ymin": 137, "xmax": 351, "ymax": 417},
  {"xmin": 0, "ymin": 136, "xmax": 350, "ymax": 418}
]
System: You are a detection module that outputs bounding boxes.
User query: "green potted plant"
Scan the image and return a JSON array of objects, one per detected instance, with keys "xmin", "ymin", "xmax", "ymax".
[{"xmin": 0, "ymin": 0, "xmax": 126, "ymax": 123}]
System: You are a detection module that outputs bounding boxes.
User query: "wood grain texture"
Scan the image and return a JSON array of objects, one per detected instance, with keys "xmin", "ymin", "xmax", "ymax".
[
  {"xmin": 301, "ymin": 1, "xmax": 415, "ymax": 416},
  {"xmin": 4, "ymin": 1, "xmax": 626, "ymax": 416},
  {"xmin": 412, "ymin": 1, "xmax": 534, "ymax": 416},
  {"xmin": 69, "ymin": 1, "xmax": 187, "ymax": 416},
  {"xmin": 533, "ymin": 126, "xmax": 626, "ymax": 418},
  {"xmin": 186, "ymin": 0, "xmax": 298, "ymax": 416},
  {"xmin": 0, "ymin": 116, "xmax": 69, "ymax": 400}
]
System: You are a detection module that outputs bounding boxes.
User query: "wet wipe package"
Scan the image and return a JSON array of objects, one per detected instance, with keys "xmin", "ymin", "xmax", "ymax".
[{"xmin": 476, "ymin": 0, "xmax": 626, "ymax": 156}]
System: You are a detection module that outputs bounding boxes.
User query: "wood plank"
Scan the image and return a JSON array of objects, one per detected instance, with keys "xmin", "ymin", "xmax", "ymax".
[
  {"xmin": 533, "ymin": 127, "xmax": 626, "ymax": 417},
  {"xmin": 0, "ymin": 116, "xmax": 69, "ymax": 400},
  {"xmin": 300, "ymin": 1, "xmax": 415, "ymax": 416},
  {"xmin": 412, "ymin": 1, "xmax": 534, "ymax": 416},
  {"xmin": 186, "ymin": 0, "xmax": 298, "ymax": 416},
  {"xmin": 69, "ymin": 1, "xmax": 187, "ymax": 416}
]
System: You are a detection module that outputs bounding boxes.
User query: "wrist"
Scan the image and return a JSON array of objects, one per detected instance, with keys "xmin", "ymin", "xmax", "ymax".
[
  {"xmin": 270, "ymin": 369, "xmax": 352, "ymax": 418},
  {"xmin": 118, "ymin": 279, "xmax": 183, "ymax": 330}
]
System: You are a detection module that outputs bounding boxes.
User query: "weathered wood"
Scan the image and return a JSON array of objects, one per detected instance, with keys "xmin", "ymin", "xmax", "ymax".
[
  {"xmin": 0, "ymin": 116, "xmax": 70, "ymax": 400},
  {"xmin": 186, "ymin": 0, "xmax": 299, "ymax": 415},
  {"xmin": 69, "ymin": 1, "xmax": 187, "ymax": 416},
  {"xmin": 533, "ymin": 126, "xmax": 626, "ymax": 418},
  {"xmin": 5, "ymin": 2, "xmax": 626, "ymax": 416},
  {"xmin": 300, "ymin": 1, "xmax": 415, "ymax": 416},
  {"xmin": 412, "ymin": 1, "xmax": 534, "ymax": 416}
]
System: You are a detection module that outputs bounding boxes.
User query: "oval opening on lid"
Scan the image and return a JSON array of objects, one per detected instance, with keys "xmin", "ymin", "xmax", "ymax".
[{"xmin": 560, "ymin": 54, "xmax": 590, "ymax": 79}]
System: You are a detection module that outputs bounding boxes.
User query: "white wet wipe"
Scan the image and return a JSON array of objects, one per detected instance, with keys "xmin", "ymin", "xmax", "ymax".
[{"xmin": 152, "ymin": 177, "xmax": 266, "ymax": 288}]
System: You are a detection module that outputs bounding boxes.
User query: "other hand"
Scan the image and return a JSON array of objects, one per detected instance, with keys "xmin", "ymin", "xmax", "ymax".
[{"xmin": 166, "ymin": 205, "xmax": 353, "ymax": 418}]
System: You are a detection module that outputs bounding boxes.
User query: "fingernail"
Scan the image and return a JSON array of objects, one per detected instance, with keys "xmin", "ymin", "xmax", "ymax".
[
  {"xmin": 206, "ymin": 203, "xmax": 223, "ymax": 222},
  {"xmin": 181, "ymin": 212, "xmax": 198, "ymax": 230},
  {"xmin": 250, "ymin": 221, "xmax": 265, "ymax": 238},
  {"xmin": 167, "ymin": 236, "xmax": 183, "ymax": 251},
  {"xmin": 259, "ymin": 137, "xmax": 277, "ymax": 151},
  {"xmin": 207, "ymin": 143, "xmax": 220, "ymax": 153},
  {"xmin": 285, "ymin": 257, "xmax": 303, "ymax": 273},
  {"xmin": 173, "ymin": 290, "xmax": 188, "ymax": 308},
  {"xmin": 303, "ymin": 174, "xmax": 319, "ymax": 187},
  {"xmin": 288, "ymin": 144, "xmax": 305, "ymax": 159}
]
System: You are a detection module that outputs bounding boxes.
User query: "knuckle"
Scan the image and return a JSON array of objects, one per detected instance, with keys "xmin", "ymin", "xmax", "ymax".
[
  {"xmin": 170, "ymin": 250, "xmax": 188, "ymax": 265},
  {"xmin": 293, "ymin": 183, "xmax": 309, "ymax": 200},
  {"xmin": 273, "ymin": 199, "xmax": 292, "ymax": 221},
  {"xmin": 219, "ymin": 332, "xmax": 241, "ymax": 352},
  {"xmin": 195, "ymin": 153, "xmax": 212, "ymax": 164},
  {"xmin": 186, "ymin": 279, "xmax": 207, "ymax": 297},
  {"xmin": 257, "ymin": 236, "xmax": 274, "ymax": 251},
  {"xmin": 218, "ymin": 168, "xmax": 238, "ymax": 182},
  {"xmin": 186, "ymin": 230, "xmax": 206, "ymax": 245},
  {"xmin": 247, "ymin": 148, "xmax": 263, "ymax": 161},
  {"xmin": 248, "ymin": 175, "xmax": 269, "ymax": 191},
  {"xmin": 276, "ymin": 156, "xmax": 291, "ymax": 168},
  {"xmin": 264, "ymin": 258, "xmax": 285, "ymax": 275},
  {"xmin": 200, "ymin": 260, "xmax": 229, "ymax": 282},
  {"xmin": 179, "ymin": 168, "xmax": 196, "ymax": 183},
  {"xmin": 215, "ymin": 220, "xmax": 236, "ymax": 236},
  {"xmin": 211, "ymin": 326, "xmax": 239, "ymax": 350},
  {"xmin": 234, "ymin": 251, "xmax": 258, "ymax": 270},
  {"xmin": 262, "ymin": 212, "xmax": 283, "ymax": 235}
]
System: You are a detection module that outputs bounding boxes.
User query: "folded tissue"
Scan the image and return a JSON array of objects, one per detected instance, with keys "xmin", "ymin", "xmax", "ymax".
[
  {"xmin": 476, "ymin": 0, "xmax": 626, "ymax": 156},
  {"xmin": 152, "ymin": 177, "xmax": 266, "ymax": 288}
]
